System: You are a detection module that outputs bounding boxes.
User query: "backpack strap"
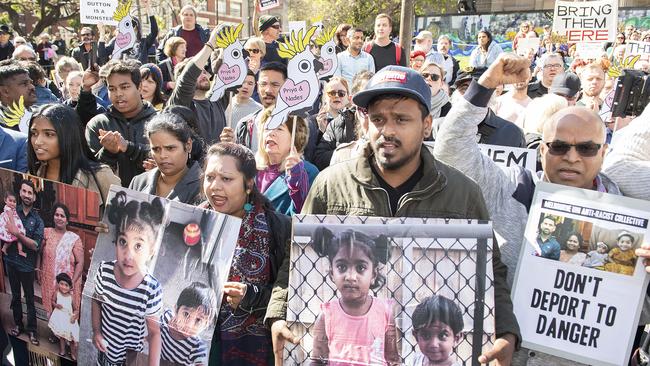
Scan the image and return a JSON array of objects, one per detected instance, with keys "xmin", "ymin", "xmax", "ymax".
[
  {"xmin": 395, "ymin": 43, "xmax": 401, "ymax": 65},
  {"xmin": 363, "ymin": 42, "xmax": 372, "ymax": 54},
  {"xmin": 511, "ymin": 167, "xmax": 536, "ymax": 213}
]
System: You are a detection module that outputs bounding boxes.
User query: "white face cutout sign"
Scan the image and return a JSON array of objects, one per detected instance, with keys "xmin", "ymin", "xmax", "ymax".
[{"xmin": 209, "ymin": 24, "xmax": 247, "ymax": 102}]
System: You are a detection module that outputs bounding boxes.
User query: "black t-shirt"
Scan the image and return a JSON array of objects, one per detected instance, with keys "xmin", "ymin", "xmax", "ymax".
[
  {"xmin": 369, "ymin": 157, "xmax": 424, "ymax": 216},
  {"xmin": 527, "ymin": 80, "xmax": 548, "ymax": 99},
  {"xmin": 368, "ymin": 42, "xmax": 407, "ymax": 71}
]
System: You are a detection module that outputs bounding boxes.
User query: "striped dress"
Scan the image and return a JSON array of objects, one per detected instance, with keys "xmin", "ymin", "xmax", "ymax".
[
  {"xmin": 160, "ymin": 309, "xmax": 208, "ymax": 365},
  {"xmin": 94, "ymin": 260, "xmax": 163, "ymax": 365}
]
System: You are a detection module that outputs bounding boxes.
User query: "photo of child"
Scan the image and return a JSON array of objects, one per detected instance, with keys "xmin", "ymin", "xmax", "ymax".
[
  {"xmin": 582, "ymin": 242, "xmax": 609, "ymax": 270},
  {"xmin": 309, "ymin": 227, "xmax": 399, "ymax": 366},
  {"xmin": 47, "ymin": 272, "xmax": 79, "ymax": 359},
  {"xmin": 90, "ymin": 190, "xmax": 166, "ymax": 365},
  {"xmin": 409, "ymin": 295, "xmax": 464, "ymax": 366},
  {"xmin": 603, "ymin": 231, "xmax": 637, "ymax": 275},
  {"xmin": 0, "ymin": 191, "xmax": 26, "ymax": 257},
  {"xmin": 160, "ymin": 282, "xmax": 216, "ymax": 365}
]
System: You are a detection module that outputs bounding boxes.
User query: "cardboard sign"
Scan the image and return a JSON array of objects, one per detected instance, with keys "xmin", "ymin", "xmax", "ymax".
[
  {"xmin": 80, "ymin": 0, "xmax": 118, "ymax": 25},
  {"xmin": 626, "ymin": 41, "xmax": 650, "ymax": 63},
  {"xmin": 258, "ymin": 0, "xmax": 281, "ymax": 11},
  {"xmin": 209, "ymin": 24, "xmax": 246, "ymax": 102},
  {"xmin": 110, "ymin": 0, "xmax": 136, "ymax": 60},
  {"xmin": 314, "ymin": 27, "xmax": 338, "ymax": 80},
  {"xmin": 576, "ymin": 42, "xmax": 607, "ymax": 59},
  {"xmin": 266, "ymin": 26, "xmax": 320, "ymax": 130},
  {"xmin": 288, "ymin": 21, "xmax": 306, "ymax": 35},
  {"xmin": 0, "ymin": 95, "xmax": 30, "ymax": 133},
  {"xmin": 512, "ymin": 182, "xmax": 650, "ymax": 366},
  {"xmin": 285, "ymin": 215, "xmax": 495, "ymax": 365},
  {"xmin": 553, "ymin": 0, "xmax": 618, "ymax": 42},
  {"xmin": 425, "ymin": 142, "xmax": 537, "ymax": 172},
  {"xmin": 516, "ymin": 37, "xmax": 541, "ymax": 56}
]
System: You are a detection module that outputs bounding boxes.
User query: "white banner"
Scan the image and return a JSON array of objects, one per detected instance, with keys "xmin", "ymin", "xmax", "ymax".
[
  {"xmin": 553, "ymin": 0, "xmax": 617, "ymax": 42},
  {"xmin": 80, "ymin": 0, "xmax": 118, "ymax": 25},
  {"xmin": 576, "ymin": 42, "xmax": 607, "ymax": 59},
  {"xmin": 512, "ymin": 182, "xmax": 650, "ymax": 366},
  {"xmin": 516, "ymin": 37, "xmax": 541, "ymax": 56},
  {"xmin": 425, "ymin": 142, "xmax": 537, "ymax": 172},
  {"xmin": 626, "ymin": 41, "xmax": 650, "ymax": 63}
]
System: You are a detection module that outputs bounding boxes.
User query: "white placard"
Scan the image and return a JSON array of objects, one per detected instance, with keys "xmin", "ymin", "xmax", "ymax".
[
  {"xmin": 288, "ymin": 21, "xmax": 306, "ymax": 35},
  {"xmin": 626, "ymin": 41, "xmax": 650, "ymax": 63},
  {"xmin": 512, "ymin": 182, "xmax": 650, "ymax": 366},
  {"xmin": 576, "ymin": 42, "xmax": 606, "ymax": 59},
  {"xmin": 553, "ymin": 0, "xmax": 617, "ymax": 42},
  {"xmin": 80, "ymin": 0, "xmax": 118, "ymax": 25},
  {"xmin": 516, "ymin": 37, "xmax": 541, "ymax": 56},
  {"xmin": 258, "ymin": 0, "xmax": 281, "ymax": 11},
  {"xmin": 425, "ymin": 142, "xmax": 537, "ymax": 172}
]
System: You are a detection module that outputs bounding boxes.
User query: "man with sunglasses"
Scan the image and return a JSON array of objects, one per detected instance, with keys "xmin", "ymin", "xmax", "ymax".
[
  {"xmin": 434, "ymin": 53, "xmax": 629, "ymax": 364},
  {"xmin": 527, "ymin": 52, "xmax": 564, "ymax": 99},
  {"xmin": 71, "ymin": 27, "xmax": 99, "ymax": 69},
  {"xmin": 259, "ymin": 15, "xmax": 286, "ymax": 66},
  {"xmin": 0, "ymin": 25, "xmax": 14, "ymax": 62}
]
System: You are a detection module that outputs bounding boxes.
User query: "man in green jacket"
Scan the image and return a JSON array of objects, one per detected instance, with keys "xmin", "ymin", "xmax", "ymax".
[{"xmin": 272, "ymin": 65, "xmax": 520, "ymax": 365}]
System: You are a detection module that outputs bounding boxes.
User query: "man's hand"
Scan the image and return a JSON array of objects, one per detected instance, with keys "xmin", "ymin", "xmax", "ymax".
[
  {"xmin": 478, "ymin": 53, "xmax": 531, "ymax": 89},
  {"xmin": 207, "ymin": 26, "xmax": 224, "ymax": 49},
  {"xmin": 223, "ymin": 282, "xmax": 247, "ymax": 309},
  {"xmin": 478, "ymin": 333, "xmax": 516, "ymax": 365},
  {"xmin": 636, "ymin": 242, "xmax": 650, "ymax": 273},
  {"xmin": 82, "ymin": 67, "xmax": 100, "ymax": 92},
  {"xmin": 220, "ymin": 127, "xmax": 235, "ymax": 143},
  {"xmin": 284, "ymin": 146, "xmax": 301, "ymax": 174},
  {"xmin": 271, "ymin": 319, "xmax": 300, "ymax": 366},
  {"xmin": 99, "ymin": 129, "xmax": 127, "ymax": 154}
]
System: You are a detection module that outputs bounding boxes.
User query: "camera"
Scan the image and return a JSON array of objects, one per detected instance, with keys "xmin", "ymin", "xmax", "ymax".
[{"xmin": 611, "ymin": 69, "xmax": 650, "ymax": 118}]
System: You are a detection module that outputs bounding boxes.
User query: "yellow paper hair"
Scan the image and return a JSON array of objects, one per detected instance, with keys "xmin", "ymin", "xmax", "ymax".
[
  {"xmin": 314, "ymin": 27, "xmax": 336, "ymax": 47},
  {"xmin": 0, "ymin": 96, "xmax": 25, "ymax": 128},
  {"xmin": 214, "ymin": 23, "xmax": 244, "ymax": 49},
  {"xmin": 608, "ymin": 55, "xmax": 640, "ymax": 78},
  {"xmin": 113, "ymin": 0, "xmax": 132, "ymax": 22},
  {"xmin": 277, "ymin": 26, "xmax": 317, "ymax": 59}
]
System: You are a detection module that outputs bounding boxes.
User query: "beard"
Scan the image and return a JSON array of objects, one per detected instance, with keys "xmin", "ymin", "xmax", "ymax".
[{"xmin": 371, "ymin": 135, "xmax": 418, "ymax": 171}]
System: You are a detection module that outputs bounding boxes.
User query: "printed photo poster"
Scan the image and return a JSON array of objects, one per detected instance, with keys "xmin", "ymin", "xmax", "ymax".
[
  {"xmin": 284, "ymin": 215, "xmax": 496, "ymax": 366},
  {"xmin": 78, "ymin": 187, "xmax": 241, "ymax": 366},
  {"xmin": 0, "ymin": 167, "xmax": 100, "ymax": 362},
  {"xmin": 512, "ymin": 181, "xmax": 650, "ymax": 366},
  {"xmin": 553, "ymin": 0, "xmax": 618, "ymax": 42}
]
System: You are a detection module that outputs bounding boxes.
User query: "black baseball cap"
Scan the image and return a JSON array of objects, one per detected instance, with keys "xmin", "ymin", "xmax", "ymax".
[
  {"xmin": 352, "ymin": 65, "xmax": 432, "ymax": 114},
  {"xmin": 550, "ymin": 72, "xmax": 581, "ymax": 98},
  {"xmin": 0, "ymin": 25, "xmax": 10, "ymax": 35}
]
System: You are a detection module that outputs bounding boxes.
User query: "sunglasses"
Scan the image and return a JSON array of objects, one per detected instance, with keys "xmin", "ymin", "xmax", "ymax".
[
  {"xmin": 270, "ymin": 24, "xmax": 281, "ymax": 30},
  {"xmin": 246, "ymin": 48, "xmax": 260, "ymax": 54},
  {"xmin": 327, "ymin": 90, "xmax": 347, "ymax": 98},
  {"xmin": 544, "ymin": 141, "xmax": 602, "ymax": 157},
  {"xmin": 421, "ymin": 72, "xmax": 441, "ymax": 82}
]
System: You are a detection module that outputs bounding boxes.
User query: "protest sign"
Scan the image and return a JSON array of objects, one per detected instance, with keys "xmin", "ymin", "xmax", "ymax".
[
  {"xmin": 258, "ymin": 0, "xmax": 281, "ymax": 11},
  {"xmin": 0, "ymin": 95, "xmax": 30, "ymax": 134},
  {"xmin": 78, "ymin": 187, "xmax": 240, "ymax": 365},
  {"xmin": 314, "ymin": 27, "xmax": 338, "ymax": 79},
  {"xmin": 209, "ymin": 24, "xmax": 247, "ymax": 102},
  {"xmin": 553, "ymin": 0, "xmax": 618, "ymax": 42},
  {"xmin": 110, "ymin": 0, "xmax": 136, "ymax": 60},
  {"xmin": 516, "ymin": 37, "xmax": 541, "ymax": 56},
  {"xmin": 80, "ymin": 0, "xmax": 118, "ymax": 26},
  {"xmin": 626, "ymin": 41, "xmax": 650, "ymax": 63},
  {"xmin": 284, "ymin": 215, "xmax": 495, "ymax": 365},
  {"xmin": 512, "ymin": 182, "xmax": 650, "ymax": 366},
  {"xmin": 266, "ymin": 26, "xmax": 320, "ymax": 130},
  {"xmin": 576, "ymin": 42, "xmax": 607, "ymax": 59},
  {"xmin": 425, "ymin": 142, "xmax": 537, "ymax": 172},
  {"xmin": 288, "ymin": 21, "xmax": 306, "ymax": 35},
  {"xmin": 0, "ymin": 167, "xmax": 101, "ymax": 361}
]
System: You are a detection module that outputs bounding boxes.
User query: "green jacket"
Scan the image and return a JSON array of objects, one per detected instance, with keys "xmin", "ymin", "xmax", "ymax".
[{"xmin": 301, "ymin": 144, "xmax": 521, "ymax": 343}]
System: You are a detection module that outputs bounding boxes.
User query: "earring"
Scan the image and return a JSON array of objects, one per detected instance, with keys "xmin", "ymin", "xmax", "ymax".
[{"xmin": 243, "ymin": 189, "xmax": 253, "ymax": 212}]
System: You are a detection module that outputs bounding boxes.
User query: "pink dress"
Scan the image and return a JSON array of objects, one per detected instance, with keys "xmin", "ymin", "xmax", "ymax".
[
  {"xmin": 322, "ymin": 297, "xmax": 394, "ymax": 365},
  {"xmin": 0, "ymin": 206, "xmax": 25, "ymax": 242},
  {"xmin": 40, "ymin": 228, "xmax": 83, "ymax": 316}
]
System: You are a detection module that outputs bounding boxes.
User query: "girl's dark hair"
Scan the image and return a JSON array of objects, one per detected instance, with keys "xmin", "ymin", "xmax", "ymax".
[
  {"xmin": 201, "ymin": 143, "xmax": 271, "ymax": 210},
  {"xmin": 478, "ymin": 29, "xmax": 493, "ymax": 51},
  {"xmin": 176, "ymin": 282, "xmax": 217, "ymax": 316},
  {"xmin": 140, "ymin": 63, "xmax": 167, "ymax": 107},
  {"xmin": 145, "ymin": 112, "xmax": 192, "ymax": 147},
  {"xmin": 565, "ymin": 231, "xmax": 583, "ymax": 248},
  {"xmin": 312, "ymin": 227, "xmax": 389, "ymax": 290},
  {"xmin": 412, "ymin": 294, "xmax": 464, "ymax": 336},
  {"xmin": 52, "ymin": 202, "xmax": 71, "ymax": 221},
  {"xmin": 4, "ymin": 191, "xmax": 16, "ymax": 200},
  {"xmin": 162, "ymin": 105, "xmax": 206, "ymax": 164},
  {"xmin": 28, "ymin": 104, "xmax": 100, "ymax": 185},
  {"xmin": 107, "ymin": 191, "xmax": 165, "ymax": 242},
  {"xmin": 56, "ymin": 272, "xmax": 73, "ymax": 287}
]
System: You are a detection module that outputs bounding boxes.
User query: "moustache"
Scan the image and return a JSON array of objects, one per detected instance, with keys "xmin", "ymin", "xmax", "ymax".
[{"xmin": 375, "ymin": 136, "xmax": 401, "ymax": 148}]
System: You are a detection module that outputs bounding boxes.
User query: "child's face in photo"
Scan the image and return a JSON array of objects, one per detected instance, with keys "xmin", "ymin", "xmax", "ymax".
[
  {"xmin": 597, "ymin": 245, "xmax": 608, "ymax": 254},
  {"xmin": 58, "ymin": 280, "xmax": 71, "ymax": 294},
  {"xmin": 4, "ymin": 195, "xmax": 16, "ymax": 209},
  {"xmin": 415, "ymin": 321, "xmax": 459, "ymax": 364},
  {"xmin": 170, "ymin": 305, "xmax": 212, "ymax": 338},
  {"xmin": 330, "ymin": 244, "xmax": 376, "ymax": 304},
  {"xmin": 115, "ymin": 224, "xmax": 156, "ymax": 277},
  {"xmin": 618, "ymin": 236, "xmax": 633, "ymax": 251}
]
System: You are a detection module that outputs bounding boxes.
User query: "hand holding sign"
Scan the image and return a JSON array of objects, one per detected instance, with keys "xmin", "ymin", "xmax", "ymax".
[{"xmin": 479, "ymin": 53, "xmax": 531, "ymax": 89}]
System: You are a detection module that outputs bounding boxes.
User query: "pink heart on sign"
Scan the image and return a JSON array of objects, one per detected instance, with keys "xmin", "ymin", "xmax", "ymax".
[
  {"xmin": 318, "ymin": 58, "xmax": 333, "ymax": 75},
  {"xmin": 218, "ymin": 64, "xmax": 241, "ymax": 84},
  {"xmin": 280, "ymin": 79, "xmax": 310, "ymax": 107},
  {"xmin": 116, "ymin": 33, "xmax": 132, "ymax": 49}
]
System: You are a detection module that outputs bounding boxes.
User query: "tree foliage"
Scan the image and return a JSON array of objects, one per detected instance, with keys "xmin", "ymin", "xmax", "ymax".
[
  {"xmin": 1, "ymin": 0, "xmax": 80, "ymax": 38},
  {"xmin": 288, "ymin": 0, "xmax": 457, "ymax": 34}
]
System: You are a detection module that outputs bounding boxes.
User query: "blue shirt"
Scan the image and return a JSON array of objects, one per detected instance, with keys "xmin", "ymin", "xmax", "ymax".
[
  {"xmin": 0, "ymin": 127, "xmax": 27, "ymax": 172},
  {"xmin": 334, "ymin": 50, "xmax": 376, "ymax": 86},
  {"xmin": 3, "ymin": 204, "xmax": 44, "ymax": 272},
  {"xmin": 537, "ymin": 235, "xmax": 561, "ymax": 260}
]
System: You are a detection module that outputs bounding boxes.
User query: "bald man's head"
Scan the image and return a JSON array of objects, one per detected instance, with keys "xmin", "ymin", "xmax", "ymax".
[{"xmin": 540, "ymin": 106, "xmax": 607, "ymax": 189}]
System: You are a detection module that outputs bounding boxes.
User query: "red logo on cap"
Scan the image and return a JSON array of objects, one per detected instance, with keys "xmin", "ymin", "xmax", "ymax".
[{"xmin": 375, "ymin": 71, "xmax": 407, "ymax": 84}]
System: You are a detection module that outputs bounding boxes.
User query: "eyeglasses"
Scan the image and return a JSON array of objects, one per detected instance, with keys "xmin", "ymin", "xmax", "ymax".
[
  {"xmin": 246, "ymin": 48, "xmax": 260, "ymax": 54},
  {"xmin": 327, "ymin": 90, "xmax": 347, "ymax": 98},
  {"xmin": 543, "ymin": 63, "xmax": 563, "ymax": 69},
  {"xmin": 421, "ymin": 72, "xmax": 441, "ymax": 81},
  {"xmin": 544, "ymin": 141, "xmax": 603, "ymax": 157},
  {"xmin": 80, "ymin": 33, "xmax": 92, "ymax": 37}
]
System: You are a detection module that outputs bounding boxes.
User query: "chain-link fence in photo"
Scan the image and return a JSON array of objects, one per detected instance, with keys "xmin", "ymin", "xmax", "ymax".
[{"xmin": 284, "ymin": 215, "xmax": 495, "ymax": 366}]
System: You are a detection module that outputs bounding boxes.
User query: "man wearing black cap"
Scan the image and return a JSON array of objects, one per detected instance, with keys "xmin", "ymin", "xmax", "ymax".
[
  {"xmin": 259, "ymin": 15, "xmax": 286, "ymax": 66},
  {"xmin": 0, "ymin": 25, "xmax": 14, "ymax": 61},
  {"xmin": 550, "ymin": 71, "xmax": 581, "ymax": 106},
  {"xmin": 296, "ymin": 65, "xmax": 520, "ymax": 365}
]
